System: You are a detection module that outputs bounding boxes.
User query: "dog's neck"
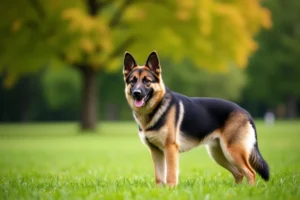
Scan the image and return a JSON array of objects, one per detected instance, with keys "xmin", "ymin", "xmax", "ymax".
[{"xmin": 133, "ymin": 89, "xmax": 171, "ymax": 130}]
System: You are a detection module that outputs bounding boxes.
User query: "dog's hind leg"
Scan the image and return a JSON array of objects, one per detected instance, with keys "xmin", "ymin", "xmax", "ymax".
[
  {"xmin": 220, "ymin": 119, "xmax": 257, "ymax": 185},
  {"xmin": 221, "ymin": 143, "xmax": 256, "ymax": 185},
  {"xmin": 207, "ymin": 139, "xmax": 244, "ymax": 184}
]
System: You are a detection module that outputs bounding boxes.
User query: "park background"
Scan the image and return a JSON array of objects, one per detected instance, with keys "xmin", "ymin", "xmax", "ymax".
[
  {"xmin": 0, "ymin": 0, "xmax": 299, "ymax": 199},
  {"xmin": 0, "ymin": 0, "xmax": 299, "ymax": 128}
]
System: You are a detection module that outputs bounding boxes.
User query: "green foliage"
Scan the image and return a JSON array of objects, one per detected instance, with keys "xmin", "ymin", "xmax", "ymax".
[
  {"xmin": 0, "ymin": 0, "xmax": 62, "ymax": 87},
  {"xmin": 162, "ymin": 61, "xmax": 247, "ymax": 101},
  {"xmin": 0, "ymin": 0, "xmax": 271, "ymax": 84},
  {"xmin": 243, "ymin": 0, "xmax": 300, "ymax": 114},
  {"xmin": 0, "ymin": 121, "xmax": 300, "ymax": 199},
  {"xmin": 42, "ymin": 66, "xmax": 81, "ymax": 110},
  {"xmin": 122, "ymin": 0, "xmax": 271, "ymax": 70}
]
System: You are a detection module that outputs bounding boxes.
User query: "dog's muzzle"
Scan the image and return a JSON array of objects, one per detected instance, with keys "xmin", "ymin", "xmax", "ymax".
[
  {"xmin": 132, "ymin": 89, "xmax": 151, "ymax": 108},
  {"xmin": 132, "ymin": 89, "xmax": 142, "ymax": 99}
]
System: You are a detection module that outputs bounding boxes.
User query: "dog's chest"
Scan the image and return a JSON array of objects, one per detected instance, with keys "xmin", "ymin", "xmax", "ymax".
[
  {"xmin": 139, "ymin": 128, "xmax": 168, "ymax": 150},
  {"xmin": 139, "ymin": 129, "xmax": 201, "ymax": 152}
]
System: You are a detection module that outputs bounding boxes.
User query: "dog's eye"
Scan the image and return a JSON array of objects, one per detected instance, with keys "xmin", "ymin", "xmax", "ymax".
[
  {"xmin": 130, "ymin": 78, "xmax": 137, "ymax": 85},
  {"xmin": 143, "ymin": 79, "xmax": 151, "ymax": 85}
]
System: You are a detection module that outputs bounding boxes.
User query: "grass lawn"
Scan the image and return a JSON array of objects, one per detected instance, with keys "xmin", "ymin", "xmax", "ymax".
[{"xmin": 0, "ymin": 120, "xmax": 299, "ymax": 199}]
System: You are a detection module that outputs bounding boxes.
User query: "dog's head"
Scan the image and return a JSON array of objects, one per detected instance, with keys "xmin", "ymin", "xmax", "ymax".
[{"xmin": 123, "ymin": 51, "xmax": 165, "ymax": 112}]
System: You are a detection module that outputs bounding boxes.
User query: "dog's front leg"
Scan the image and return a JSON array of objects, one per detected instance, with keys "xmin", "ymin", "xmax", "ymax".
[
  {"xmin": 150, "ymin": 146, "xmax": 166, "ymax": 186},
  {"xmin": 165, "ymin": 143, "xmax": 179, "ymax": 187}
]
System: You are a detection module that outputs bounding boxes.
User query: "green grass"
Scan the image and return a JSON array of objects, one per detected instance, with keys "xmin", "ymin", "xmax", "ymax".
[{"xmin": 0, "ymin": 120, "xmax": 299, "ymax": 199}]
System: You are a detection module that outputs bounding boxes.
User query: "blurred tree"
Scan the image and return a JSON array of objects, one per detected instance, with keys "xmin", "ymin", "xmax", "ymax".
[
  {"xmin": 0, "ymin": 0, "xmax": 270, "ymax": 130},
  {"xmin": 243, "ymin": 0, "xmax": 300, "ymax": 118},
  {"xmin": 42, "ymin": 67, "xmax": 81, "ymax": 111},
  {"xmin": 0, "ymin": 75, "xmax": 37, "ymax": 122},
  {"xmin": 0, "ymin": 73, "xmax": 81, "ymax": 122},
  {"xmin": 162, "ymin": 61, "xmax": 247, "ymax": 101}
]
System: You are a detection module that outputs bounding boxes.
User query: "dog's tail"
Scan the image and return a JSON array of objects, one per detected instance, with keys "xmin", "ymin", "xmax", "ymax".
[
  {"xmin": 249, "ymin": 119, "xmax": 270, "ymax": 181},
  {"xmin": 249, "ymin": 143, "xmax": 270, "ymax": 181}
]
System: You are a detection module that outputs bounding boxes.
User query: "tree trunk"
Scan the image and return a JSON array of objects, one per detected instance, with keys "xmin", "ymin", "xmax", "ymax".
[{"xmin": 80, "ymin": 67, "xmax": 98, "ymax": 131}]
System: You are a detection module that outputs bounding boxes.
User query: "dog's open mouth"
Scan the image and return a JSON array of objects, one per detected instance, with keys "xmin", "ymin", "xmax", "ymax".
[{"xmin": 134, "ymin": 93, "xmax": 151, "ymax": 108}]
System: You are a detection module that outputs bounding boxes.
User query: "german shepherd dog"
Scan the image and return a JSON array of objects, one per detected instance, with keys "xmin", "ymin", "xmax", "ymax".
[{"xmin": 123, "ymin": 51, "xmax": 269, "ymax": 187}]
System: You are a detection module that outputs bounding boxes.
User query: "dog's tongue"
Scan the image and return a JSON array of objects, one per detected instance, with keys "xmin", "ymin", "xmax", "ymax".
[{"xmin": 134, "ymin": 99, "xmax": 144, "ymax": 108}]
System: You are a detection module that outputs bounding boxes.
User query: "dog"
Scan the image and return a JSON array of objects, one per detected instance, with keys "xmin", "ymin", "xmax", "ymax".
[{"xmin": 123, "ymin": 51, "xmax": 269, "ymax": 186}]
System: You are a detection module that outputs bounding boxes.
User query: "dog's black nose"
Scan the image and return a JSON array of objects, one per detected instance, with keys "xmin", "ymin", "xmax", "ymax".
[{"xmin": 133, "ymin": 89, "xmax": 142, "ymax": 97}]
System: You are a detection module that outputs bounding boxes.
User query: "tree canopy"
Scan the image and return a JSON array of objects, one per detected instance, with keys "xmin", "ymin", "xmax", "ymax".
[
  {"xmin": 243, "ymin": 0, "xmax": 300, "ymax": 117},
  {"xmin": 0, "ymin": 0, "xmax": 270, "ymax": 84}
]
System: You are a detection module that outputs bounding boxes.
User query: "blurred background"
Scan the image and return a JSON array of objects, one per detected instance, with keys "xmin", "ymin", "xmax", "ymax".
[{"xmin": 0, "ymin": 0, "xmax": 299, "ymax": 131}]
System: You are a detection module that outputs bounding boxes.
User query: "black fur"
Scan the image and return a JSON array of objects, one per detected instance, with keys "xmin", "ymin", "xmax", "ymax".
[
  {"xmin": 146, "ymin": 92, "xmax": 173, "ymax": 131},
  {"xmin": 249, "ymin": 120, "xmax": 270, "ymax": 181},
  {"xmin": 152, "ymin": 88, "xmax": 248, "ymax": 141},
  {"xmin": 124, "ymin": 52, "xmax": 137, "ymax": 71}
]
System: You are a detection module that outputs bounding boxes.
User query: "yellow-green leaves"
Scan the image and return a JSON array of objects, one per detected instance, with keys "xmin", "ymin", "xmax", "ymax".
[
  {"xmin": 61, "ymin": 7, "xmax": 112, "ymax": 69},
  {"xmin": 174, "ymin": 0, "xmax": 271, "ymax": 70},
  {"xmin": 0, "ymin": 0, "xmax": 271, "ymax": 87}
]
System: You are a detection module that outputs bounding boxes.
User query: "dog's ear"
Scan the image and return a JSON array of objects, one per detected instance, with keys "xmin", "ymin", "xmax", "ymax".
[
  {"xmin": 145, "ymin": 51, "xmax": 161, "ymax": 74},
  {"xmin": 124, "ymin": 52, "xmax": 137, "ymax": 75}
]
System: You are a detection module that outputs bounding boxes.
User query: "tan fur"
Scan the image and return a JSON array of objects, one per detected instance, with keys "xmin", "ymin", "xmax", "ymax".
[
  {"xmin": 145, "ymin": 96, "xmax": 170, "ymax": 130},
  {"xmin": 165, "ymin": 143, "xmax": 179, "ymax": 186},
  {"xmin": 216, "ymin": 112, "xmax": 257, "ymax": 185},
  {"xmin": 125, "ymin": 66, "xmax": 166, "ymax": 130},
  {"xmin": 175, "ymin": 111, "xmax": 258, "ymax": 185},
  {"xmin": 141, "ymin": 105, "xmax": 179, "ymax": 186},
  {"xmin": 164, "ymin": 106, "xmax": 179, "ymax": 186},
  {"xmin": 149, "ymin": 146, "xmax": 165, "ymax": 185},
  {"xmin": 206, "ymin": 139, "xmax": 244, "ymax": 184}
]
